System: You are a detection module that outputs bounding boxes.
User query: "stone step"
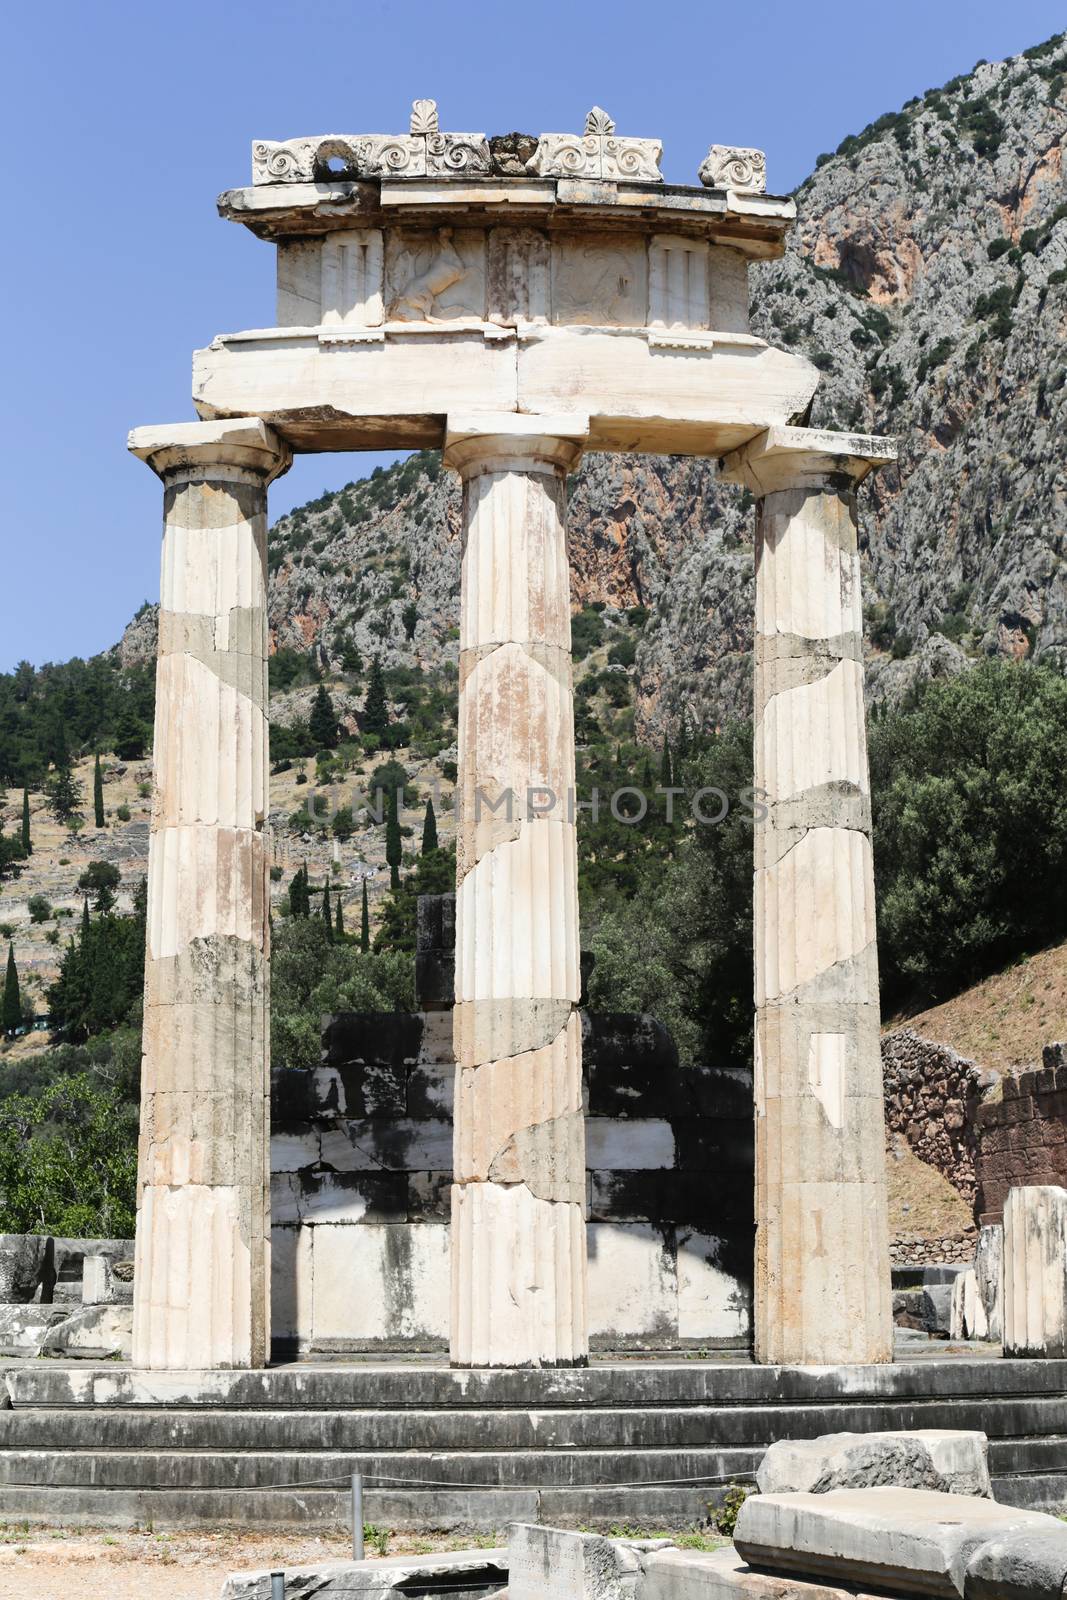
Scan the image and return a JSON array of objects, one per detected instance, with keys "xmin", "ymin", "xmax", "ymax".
[
  {"xmin": 11, "ymin": 1357, "xmax": 1067, "ymax": 1411},
  {"xmin": 0, "ymin": 1482, "xmax": 715, "ymax": 1531},
  {"xmin": 6, "ymin": 1394, "xmax": 1067, "ymax": 1452},
  {"xmin": 0, "ymin": 1445, "xmax": 757, "ymax": 1491}
]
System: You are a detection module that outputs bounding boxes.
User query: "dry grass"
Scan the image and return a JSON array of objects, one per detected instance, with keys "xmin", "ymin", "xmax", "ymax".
[
  {"xmin": 885, "ymin": 1132, "xmax": 974, "ymax": 1241},
  {"xmin": 886, "ymin": 938, "xmax": 1067, "ymax": 1075}
]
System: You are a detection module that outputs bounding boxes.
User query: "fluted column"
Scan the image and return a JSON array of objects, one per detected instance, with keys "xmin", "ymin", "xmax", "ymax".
[
  {"xmin": 127, "ymin": 420, "xmax": 290, "ymax": 1369},
  {"xmin": 721, "ymin": 425, "xmax": 896, "ymax": 1366},
  {"xmin": 444, "ymin": 415, "xmax": 588, "ymax": 1367}
]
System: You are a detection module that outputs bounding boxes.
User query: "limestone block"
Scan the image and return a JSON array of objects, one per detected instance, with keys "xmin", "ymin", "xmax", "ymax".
[
  {"xmin": 0, "ymin": 1234, "xmax": 49, "ymax": 1303},
  {"xmin": 756, "ymin": 1431, "xmax": 992, "ymax": 1499},
  {"xmin": 584, "ymin": 1118, "xmax": 676, "ymax": 1171},
  {"xmin": 0, "ymin": 1304, "xmax": 67, "ymax": 1356},
  {"xmin": 39, "ymin": 1304, "xmax": 133, "ymax": 1360},
  {"xmin": 922, "ymin": 1284, "xmax": 955, "ymax": 1338},
  {"xmin": 82, "ymin": 1254, "xmax": 135, "ymax": 1306},
  {"xmin": 1003, "ymin": 1185, "xmax": 1067, "ymax": 1358},
  {"xmin": 649, "ymin": 236, "xmax": 709, "ymax": 331},
  {"xmin": 734, "ymin": 1489, "xmax": 1061, "ymax": 1598},
  {"xmin": 708, "ymin": 246, "xmax": 750, "ymax": 336},
  {"xmin": 310, "ymin": 1223, "xmax": 449, "ymax": 1344},
  {"xmin": 508, "ymin": 1523, "xmax": 642, "ymax": 1600},
  {"xmin": 526, "ymin": 107, "xmax": 663, "ymax": 182},
  {"xmin": 487, "ymin": 227, "xmax": 550, "ymax": 325},
  {"xmin": 965, "ymin": 1524, "xmax": 1067, "ymax": 1600},
  {"xmin": 277, "ymin": 239, "xmax": 323, "ymax": 326},
  {"xmin": 587, "ymin": 1222, "xmax": 674, "ymax": 1341},
  {"xmin": 223, "ymin": 1548, "xmax": 508, "ymax": 1600},
  {"xmin": 950, "ymin": 1268, "xmax": 989, "ymax": 1341},
  {"xmin": 976, "ymin": 1222, "xmax": 1004, "ymax": 1343},
  {"xmin": 642, "ymin": 1546, "xmax": 871, "ymax": 1600},
  {"xmin": 699, "ymin": 146, "xmax": 768, "ymax": 193},
  {"xmin": 676, "ymin": 1231, "xmax": 750, "ymax": 1342}
]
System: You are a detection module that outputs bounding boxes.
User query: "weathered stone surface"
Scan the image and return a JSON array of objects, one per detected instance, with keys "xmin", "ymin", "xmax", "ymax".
[
  {"xmin": 509, "ymin": 1523, "xmax": 642, "ymax": 1600},
  {"xmin": 643, "ymin": 1546, "xmax": 887, "ymax": 1600},
  {"xmin": 950, "ymin": 1269, "xmax": 989, "ymax": 1342},
  {"xmin": 734, "ymin": 1489, "xmax": 1061, "ymax": 1598},
  {"xmin": 1004, "ymin": 1186, "xmax": 1067, "ymax": 1359},
  {"xmin": 976, "ymin": 1223, "xmax": 1003, "ymax": 1344},
  {"xmin": 447, "ymin": 424, "xmax": 589, "ymax": 1368},
  {"xmin": 128, "ymin": 422, "xmax": 290, "ymax": 1371},
  {"xmin": 223, "ymin": 1548, "xmax": 508, "ymax": 1599},
  {"xmin": 0, "ymin": 1235, "xmax": 49, "ymax": 1304},
  {"xmin": 721, "ymin": 433, "xmax": 893, "ymax": 1367},
  {"xmin": 82, "ymin": 1254, "xmax": 135, "ymax": 1306},
  {"xmin": 756, "ymin": 1430, "xmax": 992, "ymax": 1499},
  {"xmin": 965, "ymin": 1524, "xmax": 1067, "ymax": 1600}
]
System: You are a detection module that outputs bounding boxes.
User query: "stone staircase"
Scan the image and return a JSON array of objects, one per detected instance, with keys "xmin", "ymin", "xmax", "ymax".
[{"xmin": 2, "ymin": 1358, "xmax": 1067, "ymax": 1531}]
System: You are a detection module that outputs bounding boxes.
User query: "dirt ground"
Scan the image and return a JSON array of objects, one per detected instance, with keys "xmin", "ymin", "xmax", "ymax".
[{"xmin": 0, "ymin": 1525, "xmax": 494, "ymax": 1600}]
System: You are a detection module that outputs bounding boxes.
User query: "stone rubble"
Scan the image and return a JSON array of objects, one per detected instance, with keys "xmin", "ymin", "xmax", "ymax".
[{"xmin": 756, "ymin": 1430, "xmax": 992, "ymax": 1499}]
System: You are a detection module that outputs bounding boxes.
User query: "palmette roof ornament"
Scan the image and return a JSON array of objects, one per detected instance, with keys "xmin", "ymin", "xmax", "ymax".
[
  {"xmin": 251, "ymin": 99, "xmax": 491, "ymax": 185},
  {"xmin": 526, "ymin": 106, "xmax": 663, "ymax": 182},
  {"xmin": 698, "ymin": 144, "xmax": 767, "ymax": 194}
]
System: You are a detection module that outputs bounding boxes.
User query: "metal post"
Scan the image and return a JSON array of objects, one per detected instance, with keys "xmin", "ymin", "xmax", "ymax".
[
  {"xmin": 270, "ymin": 1572, "xmax": 285, "ymax": 1600},
  {"xmin": 351, "ymin": 1470, "xmax": 365, "ymax": 1561}
]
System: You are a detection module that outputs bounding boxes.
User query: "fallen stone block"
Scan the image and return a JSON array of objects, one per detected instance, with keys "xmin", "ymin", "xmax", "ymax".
[
  {"xmin": 966, "ymin": 1523, "xmax": 1067, "ymax": 1600},
  {"xmin": 734, "ymin": 1488, "xmax": 1061, "ymax": 1598},
  {"xmin": 47, "ymin": 1236, "xmax": 132, "ymax": 1303},
  {"xmin": 82, "ymin": 1253, "xmax": 134, "ymax": 1305},
  {"xmin": 950, "ymin": 1270, "xmax": 988, "ymax": 1342},
  {"xmin": 921, "ymin": 1284, "xmax": 954, "ymax": 1338},
  {"xmin": 643, "ymin": 1545, "xmax": 907, "ymax": 1599},
  {"xmin": 756, "ymin": 1430, "xmax": 991, "ymax": 1498},
  {"xmin": 222, "ymin": 1548, "xmax": 509, "ymax": 1599},
  {"xmin": 0, "ymin": 1303, "xmax": 68, "ymax": 1357},
  {"xmin": 0, "ymin": 1234, "xmax": 50, "ymax": 1303},
  {"xmin": 509, "ymin": 1523, "xmax": 644, "ymax": 1600},
  {"xmin": 38, "ymin": 1304, "xmax": 132, "ymax": 1359}
]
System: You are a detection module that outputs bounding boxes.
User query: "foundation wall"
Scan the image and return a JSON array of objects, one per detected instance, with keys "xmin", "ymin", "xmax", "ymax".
[{"xmin": 269, "ymin": 1009, "xmax": 753, "ymax": 1353}]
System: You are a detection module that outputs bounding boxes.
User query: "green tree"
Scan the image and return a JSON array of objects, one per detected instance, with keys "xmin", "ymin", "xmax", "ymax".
[
  {"xmin": 0, "ymin": 821, "xmax": 25, "ymax": 884},
  {"xmin": 0, "ymin": 1074, "xmax": 137, "ymax": 1236},
  {"xmin": 385, "ymin": 785, "xmax": 402, "ymax": 890},
  {"xmin": 309, "ymin": 684, "xmax": 340, "ymax": 750},
  {"xmin": 339, "ymin": 634, "xmax": 363, "ymax": 674},
  {"xmin": 2, "ymin": 944, "xmax": 21, "ymax": 1034},
  {"xmin": 321, "ymin": 880, "xmax": 334, "ymax": 943},
  {"xmin": 287, "ymin": 864, "xmax": 310, "ymax": 917},
  {"xmin": 870, "ymin": 661, "xmax": 1067, "ymax": 1004},
  {"xmin": 270, "ymin": 917, "xmax": 413, "ymax": 1070},
  {"xmin": 46, "ymin": 762, "xmax": 83, "ymax": 826},
  {"xmin": 20, "ymin": 789, "xmax": 31, "ymax": 855},
  {"xmin": 113, "ymin": 706, "xmax": 148, "ymax": 761},
  {"xmin": 335, "ymin": 897, "xmax": 345, "ymax": 941},
  {"xmin": 331, "ymin": 806, "xmax": 355, "ymax": 842},
  {"xmin": 93, "ymin": 753, "xmax": 105, "ymax": 828},
  {"xmin": 421, "ymin": 796, "xmax": 438, "ymax": 854},
  {"xmin": 47, "ymin": 885, "xmax": 146, "ymax": 1044},
  {"xmin": 78, "ymin": 860, "xmax": 121, "ymax": 914},
  {"xmin": 360, "ymin": 879, "xmax": 370, "ymax": 953},
  {"xmin": 362, "ymin": 656, "xmax": 390, "ymax": 738},
  {"xmin": 659, "ymin": 736, "xmax": 673, "ymax": 790},
  {"xmin": 374, "ymin": 846, "xmax": 456, "ymax": 956}
]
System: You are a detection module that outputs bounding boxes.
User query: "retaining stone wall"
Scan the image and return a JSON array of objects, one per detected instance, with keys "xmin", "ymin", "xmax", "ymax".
[
  {"xmin": 881, "ymin": 1029, "xmax": 993, "ymax": 1204},
  {"xmin": 975, "ymin": 1043, "xmax": 1067, "ymax": 1221}
]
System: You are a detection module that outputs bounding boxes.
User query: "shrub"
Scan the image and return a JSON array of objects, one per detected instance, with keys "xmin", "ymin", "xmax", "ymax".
[
  {"xmin": 27, "ymin": 896, "xmax": 52, "ymax": 924},
  {"xmin": 115, "ymin": 804, "xmax": 131, "ymax": 822}
]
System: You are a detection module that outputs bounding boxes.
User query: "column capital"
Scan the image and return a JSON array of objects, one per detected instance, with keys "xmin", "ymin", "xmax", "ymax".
[
  {"xmin": 128, "ymin": 419, "xmax": 292, "ymax": 485},
  {"xmin": 443, "ymin": 412, "xmax": 588, "ymax": 481},
  {"xmin": 718, "ymin": 424, "xmax": 896, "ymax": 497}
]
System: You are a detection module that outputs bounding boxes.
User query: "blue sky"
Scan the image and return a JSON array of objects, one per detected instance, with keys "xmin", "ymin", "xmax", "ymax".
[{"xmin": 2, "ymin": 0, "xmax": 1064, "ymax": 671}]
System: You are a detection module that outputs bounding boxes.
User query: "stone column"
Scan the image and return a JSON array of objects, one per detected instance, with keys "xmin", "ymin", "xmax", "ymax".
[
  {"xmin": 721, "ymin": 425, "xmax": 896, "ymax": 1366},
  {"xmin": 444, "ymin": 415, "xmax": 589, "ymax": 1368},
  {"xmin": 1003, "ymin": 1186, "xmax": 1067, "ymax": 1357},
  {"xmin": 127, "ymin": 419, "xmax": 291, "ymax": 1370}
]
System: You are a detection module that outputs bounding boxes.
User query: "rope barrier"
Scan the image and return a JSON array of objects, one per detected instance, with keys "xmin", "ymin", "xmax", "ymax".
[{"xmin": 258, "ymin": 1467, "xmax": 758, "ymax": 1493}]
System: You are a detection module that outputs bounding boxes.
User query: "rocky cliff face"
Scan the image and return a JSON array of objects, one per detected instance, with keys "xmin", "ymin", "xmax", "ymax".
[{"xmin": 120, "ymin": 34, "xmax": 1067, "ymax": 738}]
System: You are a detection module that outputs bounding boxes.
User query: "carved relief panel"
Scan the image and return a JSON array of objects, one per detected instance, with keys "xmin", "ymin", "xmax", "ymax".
[
  {"xmin": 384, "ymin": 228, "xmax": 486, "ymax": 323},
  {"xmin": 321, "ymin": 229, "xmax": 384, "ymax": 328},
  {"xmin": 550, "ymin": 235, "xmax": 647, "ymax": 328},
  {"xmin": 648, "ymin": 236, "xmax": 709, "ymax": 331},
  {"xmin": 487, "ymin": 229, "xmax": 550, "ymax": 325}
]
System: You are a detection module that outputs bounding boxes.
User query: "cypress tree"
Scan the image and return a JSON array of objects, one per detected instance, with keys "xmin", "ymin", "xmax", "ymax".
[
  {"xmin": 362, "ymin": 656, "xmax": 390, "ymax": 737},
  {"xmin": 81, "ymin": 897, "xmax": 90, "ymax": 937},
  {"xmin": 321, "ymin": 880, "xmax": 334, "ymax": 942},
  {"xmin": 2, "ymin": 944, "xmax": 21, "ymax": 1034},
  {"xmin": 335, "ymin": 897, "xmax": 344, "ymax": 940},
  {"xmin": 360, "ymin": 879, "xmax": 370, "ymax": 953},
  {"xmin": 20, "ymin": 789, "xmax": 31, "ymax": 856},
  {"xmin": 421, "ymin": 797, "xmax": 438, "ymax": 854},
  {"xmin": 385, "ymin": 786, "xmax": 402, "ymax": 890},
  {"xmin": 309, "ymin": 684, "xmax": 340, "ymax": 750},
  {"xmin": 93, "ymin": 753, "xmax": 105, "ymax": 828}
]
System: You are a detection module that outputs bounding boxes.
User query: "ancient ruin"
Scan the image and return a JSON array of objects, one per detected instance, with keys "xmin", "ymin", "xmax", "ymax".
[{"xmin": 127, "ymin": 100, "xmax": 897, "ymax": 1370}]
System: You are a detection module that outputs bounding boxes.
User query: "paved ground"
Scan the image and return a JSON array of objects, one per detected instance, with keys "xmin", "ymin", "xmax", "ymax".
[{"xmin": 0, "ymin": 1526, "xmax": 496, "ymax": 1600}]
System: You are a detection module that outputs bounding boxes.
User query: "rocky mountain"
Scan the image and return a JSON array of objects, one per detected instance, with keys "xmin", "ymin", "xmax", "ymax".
[{"xmin": 120, "ymin": 34, "xmax": 1067, "ymax": 740}]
